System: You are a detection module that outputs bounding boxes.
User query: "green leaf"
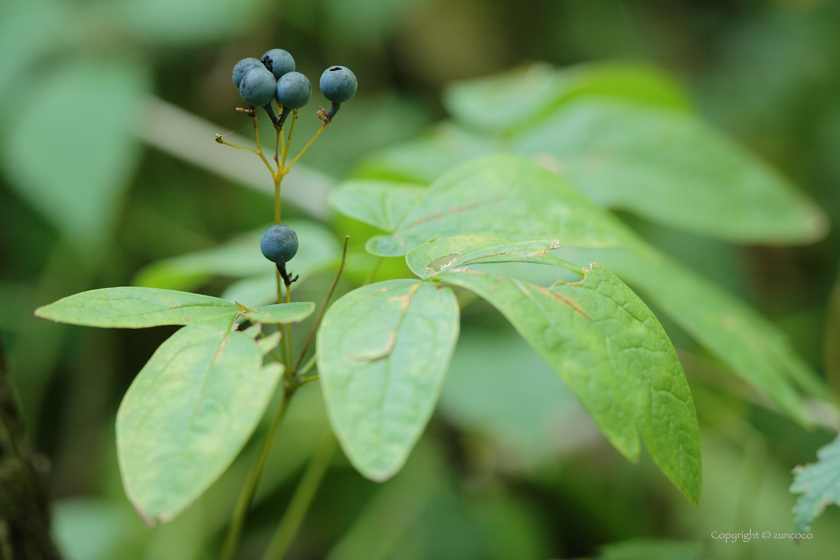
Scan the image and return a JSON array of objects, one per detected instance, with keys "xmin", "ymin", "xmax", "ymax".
[
  {"xmin": 365, "ymin": 155, "xmax": 644, "ymax": 257},
  {"xmin": 444, "ymin": 62, "xmax": 691, "ymax": 134},
  {"xmin": 405, "ymin": 235, "xmax": 582, "ymax": 280},
  {"xmin": 35, "ymin": 287, "xmax": 240, "ymax": 328},
  {"xmin": 328, "ymin": 180, "xmax": 425, "ymax": 232},
  {"xmin": 439, "ymin": 264, "xmax": 702, "ymax": 503},
  {"xmin": 568, "ymin": 247, "xmax": 829, "ymax": 424},
  {"xmin": 317, "ymin": 280, "xmax": 460, "ymax": 481},
  {"xmin": 239, "ymin": 302, "xmax": 316, "ymax": 324},
  {"xmin": 353, "ymin": 123, "xmax": 496, "ymax": 184},
  {"xmin": 514, "ymin": 99, "xmax": 828, "ymax": 244},
  {"xmin": 117, "ymin": 322, "xmax": 283, "ymax": 523},
  {"xmin": 791, "ymin": 434, "xmax": 840, "ymax": 533},
  {"xmin": 596, "ymin": 538, "xmax": 703, "ymax": 560},
  {"xmin": 2, "ymin": 56, "xmax": 149, "ymax": 246}
]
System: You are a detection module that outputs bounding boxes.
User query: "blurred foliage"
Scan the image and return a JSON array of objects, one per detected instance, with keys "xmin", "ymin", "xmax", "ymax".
[{"xmin": 2, "ymin": 0, "xmax": 840, "ymax": 559}]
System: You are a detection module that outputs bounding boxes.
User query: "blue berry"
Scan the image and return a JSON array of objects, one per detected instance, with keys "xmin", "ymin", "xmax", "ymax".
[
  {"xmin": 260, "ymin": 225, "xmax": 299, "ymax": 264},
  {"xmin": 275, "ymin": 72, "xmax": 312, "ymax": 109},
  {"xmin": 261, "ymin": 49, "xmax": 295, "ymax": 80},
  {"xmin": 239, "ymin": 67, "xmax": 277, "ymax": 107},
  {"xmin": 319, "ymin": 66, "xmax": 357, "ymax": 104},
  {"xmin": 232, "ymin": 58, "xmax": 263, "ymax": 88}
]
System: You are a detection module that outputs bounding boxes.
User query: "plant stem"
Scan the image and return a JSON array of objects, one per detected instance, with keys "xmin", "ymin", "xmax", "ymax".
[
  {"xmin": 260, "ymin": 434, "xmax": 337, "ymax": 560},
  {"xmin": 294, "ymin": 236, "xmax": 348, "ymax": 371},
  {"xmin": 282, "ymin": 111, "xmax": 298, "ymax": 169},
  {"xmin": 364, "ymin": 257, "xmax": 383, "ymax": 286},
  {"xmin": 219, "ymin": 386, "xmax": 294, "ymax": 560},
  {"xmin": 286, "ymin": 123, "xmax": 326, "ymax": 171},
  {"xmin": 283, "ymin": 281, "xmax": 293, "ymax": 375},
  {"xmin": 251, "ymin": 113, "xmax": 275, "ymax": 174}
]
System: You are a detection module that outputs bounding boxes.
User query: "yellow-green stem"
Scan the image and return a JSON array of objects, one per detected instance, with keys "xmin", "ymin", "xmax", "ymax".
[
  {"xmin": 219, "ymin": 386, "xmax": 294, "ymax": 560},
  {"xmin": 286, "ymin": 123, "xmax": 326, "ymax": 170},
  {"xmin": 260, "ymin": 434, "xmax": 337, "ymax": 560}
]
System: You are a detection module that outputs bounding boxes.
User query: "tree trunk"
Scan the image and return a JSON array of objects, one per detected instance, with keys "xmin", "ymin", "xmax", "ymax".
[{"xmin": 0, "ymin": 334, "xmax": 63, "ymax": 560}]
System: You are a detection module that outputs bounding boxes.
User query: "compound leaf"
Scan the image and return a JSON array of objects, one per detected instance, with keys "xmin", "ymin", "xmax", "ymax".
[
  {"xmin": 439, "ymin": 264, "xmax": 702, "ymax": 503},
  {"xmin": 328, "ymin": 180, "xmax": 425, "ymax": 232},
  {"xmin": 514, "ymin": 99, "xmax": 828, "ymax": 244},
  {"xmin": 566, "ymin": 247, "xmax": 830, "ymax": 425},
  {"xmin": 365, "ymin": 155, "xmax": 644, "ymax": 258},
  {"xmin": 444, "ymin": 61, "xmax": 691, "ymax": 134},
  {"xmin": 117, "ymin": 322, "xmax": 282, "ymax": 523},
  {"xmin": 405, "ymin": 235, "xmax": 582, "ymax": 280},
  {"xmin": 791, "ymin": 434, "xmax": 840, "ymax": 532},
  {"xmin": 317, "ymin": 280, "xmax": 460, "ymax": 481}
]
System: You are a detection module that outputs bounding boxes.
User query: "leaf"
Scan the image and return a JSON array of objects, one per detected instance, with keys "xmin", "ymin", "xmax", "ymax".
[
  {"xmin": 317, "ymin": 280, "xmax": 460, "ymax": 481},
  {"xmin": 2, "ymin": 56, "xmax": 149, "ymax": 246},
  {"xmin": 328, "ymin": 180, "xmax": 426, "ymax": 232},
  {"xmin": 35, "ymin": 287, "xmax": 241, "ymax": 328},
  {"xmin": 438, "ymin": 264, "xmax": 702, "ymax": 503},
  {"xmin": 353, "ymin": 123, "xmax": 496, "ymax": 184},
  {"xmin": 405, "ymin": 235, "xmax": 582, "ymax": 280},
  {"xmin": 365, "ymin": 155, "xmax": 644, "ymax": 258},
  {"xmin": 514, "ymin": 99, "xmax": 828, "ymax": 244},
  {"xmin": 596, "ymin": 538, "xmax": 703, "ymax": 560},
  {"xmin": 444, "ymin": 62, "xmax": 692, "ymax": 134},
  {"xmin": 117, "ymin": 322, "xmax": 283, "ymax": 523},
  {"xmin": 564, "ymin": 246, "xmax": 829, "ymax": 424},
  {"xmin": 790, "ymin": 434, "xmax": 840, "ymax": 533},
  {"xmin": 239, "ymin": 302, "xmax": 316, "ymax": 324}
]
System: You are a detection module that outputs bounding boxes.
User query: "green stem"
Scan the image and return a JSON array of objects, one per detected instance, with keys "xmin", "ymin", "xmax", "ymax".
[
  {"xmin": 260, "ymin": 434, "xmax": 337, "ymax": 560},
  {"xmin": 364, "ymin": 257, "xmax": 383, "ymax": 286},
  {"xmin": 293, "ymin": 237, "xmax": 349, "ymax": 372},
  {"xmin": 219, "ymin": 386, "xmax": 294, "ymax": 560}
]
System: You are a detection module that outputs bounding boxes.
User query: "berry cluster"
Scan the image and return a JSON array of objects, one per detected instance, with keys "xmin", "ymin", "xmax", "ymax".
[
  {"xmin": 225, "ymin": 49, "xmax": 358, "ymax": 280},
  {"xmin": 232, "ymin": 49, "xmax": 357, "ymax": 127}
]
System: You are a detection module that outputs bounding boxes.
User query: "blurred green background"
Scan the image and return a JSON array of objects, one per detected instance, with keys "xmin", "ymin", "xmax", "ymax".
[{"xmin": 2, "ymin": 0, "xmax": 840, "ymax": 558}]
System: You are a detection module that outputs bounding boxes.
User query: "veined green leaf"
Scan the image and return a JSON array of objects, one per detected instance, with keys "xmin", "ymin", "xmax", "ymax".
[
  {"xmin": 514, "ymin": 99, "xmax": 828, "ymax": 244},
  {"xmin": 317, "ymin": 280, "xmax": 460, "ymax": 481},
  {"xmin": 366, "ymin": 155, "xmax": 644, "ymax": 258},
  {"xmin": 35, "ymin": 287, "xmax": 240, "ymax": 328},
  {"xmin": 565, "ymin": 247, "xmax": 830, "ymax": 424},
  {"xmin": 439, "ymin": 264, "xmax": 702, "ymax": 503},
  {"xmin": 353, "ymin": 123, "xmax": 496, "ymax": 184},
  {"xmin": 405, "ymin": 235, "xmax": 582, "ymax": 280},
  {"xmin": 117, "ymin": 322, "xmax": 283, "ymax": 523},
  {"xmin": 444, "ymin": 61, "xmax": 691, "ymax": 134},
  {"xmin": 791, "ymin": 434, "xmax": 840, "ymax": 532},
  {"xmin": 239, "ymin": 302, "xmax": 316, "ymax": 324},
  {"xmin": 328, "ymin": 180, "xmax": 425, "ymax": 232}
]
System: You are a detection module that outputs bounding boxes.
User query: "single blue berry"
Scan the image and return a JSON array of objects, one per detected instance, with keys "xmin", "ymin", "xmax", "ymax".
[
  {"xmin": 260, "ymin": 225, "xmax": 299, "ymax": 264},
  {"xmin": 239, "ymin": 67, "xmax": 277, "ymax": 107},
  {"xmin": 319, "ymin": 66, "xmax": 357, "ymax": 104},
  {"xmin": 232, "ymin": 58, "xmax": 263, "ymax": 88},
  {"xmin": 275, "ymin": 72, "xmax": 312, "ymax": 109},
  {"xmin": 261, "ymin": 49, "xmax": 295, "ymax": 80}
]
